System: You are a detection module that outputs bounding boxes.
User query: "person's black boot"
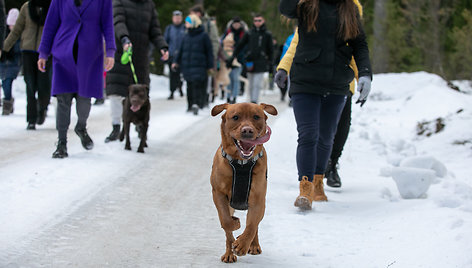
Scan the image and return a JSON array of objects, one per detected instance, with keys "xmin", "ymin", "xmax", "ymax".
[
  {"xmin": 27, "ymin": 122, "xmax": 36, "ymax": 130},
  {"xmin": 104, "ymin": 124, "xmax": 120, "ymax": 143},
  {"xmin": 37, "ymin": 109, "xmax": 47, "ymax": 125},
  {"xmin": 167, "ymin": 93, "xmax": 174, "ymax": 100},
  {"xmin": 52, "ymin": 140, "xmax": 68, "ymax": 158},
  {"xmin": 326, "ymin": 159, "xmax": 342, "ymax": 188},
  {"xmin": 179, "ymin": 87, "xmax": 184, "ymax": 97},
  {"xmin": 74, "ymin": 125, "xmax": 94, "ymax": 150}
]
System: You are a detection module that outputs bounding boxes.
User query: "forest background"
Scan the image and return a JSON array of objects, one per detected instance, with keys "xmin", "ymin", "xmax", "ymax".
[{"xmin": 4, "ymin": 0, "xmax": 472, "ymax": 80}]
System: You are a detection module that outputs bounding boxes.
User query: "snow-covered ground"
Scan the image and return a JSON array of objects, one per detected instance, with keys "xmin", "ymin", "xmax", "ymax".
[{"xmin": 0, "ymin": 72, "xmax": 471, "ymax": 267}]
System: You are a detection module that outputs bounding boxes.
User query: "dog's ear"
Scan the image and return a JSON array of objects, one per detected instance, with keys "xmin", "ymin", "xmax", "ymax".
[
  {"xmin": 211, "ymin": 103, "xmax": 229, "ymax": 116},
  {"xmin": 260, "ymin": 103, "xmax": 278, "ymax": 116}
]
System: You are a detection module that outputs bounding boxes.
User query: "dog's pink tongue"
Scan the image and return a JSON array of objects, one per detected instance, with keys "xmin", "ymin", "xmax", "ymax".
[
  {"xmin": 244, "ymin": 126, "xmax": 272, "ymax": 146},
  {"xmin": 130, "ymin": 105, "xmax": 141, "ymax": 112}
]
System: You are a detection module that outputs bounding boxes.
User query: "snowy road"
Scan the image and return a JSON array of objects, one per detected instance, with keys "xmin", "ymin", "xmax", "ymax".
[{"xmin": 1, "ymin": 74, "xmax": 472, "ymax": 267}]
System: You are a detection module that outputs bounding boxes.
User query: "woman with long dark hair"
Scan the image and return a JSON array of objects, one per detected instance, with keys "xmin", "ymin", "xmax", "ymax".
[{"xmin": 279, "ymin": 0, "xmax": 372, "ymax": 210}]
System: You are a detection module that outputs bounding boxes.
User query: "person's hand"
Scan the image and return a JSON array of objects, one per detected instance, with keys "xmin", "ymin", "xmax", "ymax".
[
  {"xmin": 225, "ymin": 57, "xmax": 234, "ymax": 69},
  {"xmin": 356, "ymin": 76, "xmax": 371, "ymax": 107},
  {"xmin": 171, "ymin": 63, "xmax": 179, "ymax": 71},
  {"xmin": 274, "ymin": 69, "xmax": 288, "ymax": 89},
  {"xmin": 123, "ymin": 42, "xmax": 132, "ymax": 52},
  {"xmin": 208, "ymin": 68, "xmax": 215, "ymax": 76},
  {"xmin": 104, "ymin": 57, "xmax": 115, "ymax": 71},
  {"xmin": 38, "ymin": 58, "xmax": 47, "ymax": 72},
  {"xmin": 161, "ymin": 49, "xmax": 169, "ymax": 61}
]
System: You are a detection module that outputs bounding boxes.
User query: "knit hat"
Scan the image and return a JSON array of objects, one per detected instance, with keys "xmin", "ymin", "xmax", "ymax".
[
  {"xmin": 6, "ymin": 8, "xmax": 19, "ymax": 26},
  {"xmin": 185, "ymin": 14, "xmax": 202, "ymax": 28}
]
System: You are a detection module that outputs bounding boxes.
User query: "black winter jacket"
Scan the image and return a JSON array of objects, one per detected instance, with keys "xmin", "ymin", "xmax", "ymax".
[
  {"xmin": 175, "ymin": 26, "xmax": 214, "ymax": 82},
  {"xmin": 279, "ymin": 0, "xmax": 372, "ymax": 96},
  {"xmin": 106, "ymin": 0, "xmax": 168, "ymax": 97},
  {"xmin": 233, "ymin": 24, "xmax": 273, "ymax": 73}
]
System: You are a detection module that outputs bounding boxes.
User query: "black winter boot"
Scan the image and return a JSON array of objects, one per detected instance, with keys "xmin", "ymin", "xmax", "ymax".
[
  {"xmin": 52, "ymin": 140, "xmax": 68, "ymax": 158},
  {"xmin": 37, "ymin": 109, "xmax": 47, "ymax": 125},
  {"xmin": 105, "ymin": 124, "xmax": 121, "ymax": 143},
  {"xmin": 326, "ymin": 159, "xmax": 342, "ymax": 188},
  {"xmin": 74, "ymin": 125, "xmax": 94, "ymax": 150}
]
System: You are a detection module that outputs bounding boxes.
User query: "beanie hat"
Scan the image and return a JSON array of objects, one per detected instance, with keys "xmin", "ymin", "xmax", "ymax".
[
  {"xmin": 6, "ymin": 8, "xmax": 19, "ymax": 26},
  {"xmin": 185, "ymin": 14, "xmax": 202, "ymax": 28}
]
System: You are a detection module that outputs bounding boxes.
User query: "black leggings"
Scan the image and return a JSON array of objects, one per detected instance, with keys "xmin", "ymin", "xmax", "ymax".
[{"xmin": 330, "ymin": 94, "xmax": 352, "ymax": 161}]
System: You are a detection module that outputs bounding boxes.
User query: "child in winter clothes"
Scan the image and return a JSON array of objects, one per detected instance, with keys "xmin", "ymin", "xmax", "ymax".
[
  {"xmin": 172, "ymin": 14, "xmax": 214, "ymax": 115},
  {"xmin": 0, "ymin": 8, "xmax": 21, "ymax": 116}
]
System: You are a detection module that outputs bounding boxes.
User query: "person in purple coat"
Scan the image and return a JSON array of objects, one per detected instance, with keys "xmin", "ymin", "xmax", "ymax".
[{"xmin": 37, "ymin": 0, "xmax": 116, "ymax": 159}]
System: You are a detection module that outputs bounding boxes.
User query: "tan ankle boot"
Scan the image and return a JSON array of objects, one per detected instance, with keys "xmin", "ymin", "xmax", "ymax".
[
  {"xmin": 313, "ymin": 174, "xmax": 328, "ymax": 201},
  {"xmin": 294, "ymin": 176, "xmax": 314, "ymax": 210}
]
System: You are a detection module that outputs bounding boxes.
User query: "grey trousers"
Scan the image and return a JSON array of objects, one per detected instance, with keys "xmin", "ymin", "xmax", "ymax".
[
  {"xmin": 247, "ymin": 72, "xmax": 264, "ymax": 103},
  {"xmin": 56, "ymin": 93, "xmax": 91, "ymax": 141}
]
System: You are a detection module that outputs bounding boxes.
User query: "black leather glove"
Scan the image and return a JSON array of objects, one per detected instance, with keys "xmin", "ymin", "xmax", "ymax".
[{"xmin": 274, "ymin": 69, "xmax": 288, "ymax": 89}]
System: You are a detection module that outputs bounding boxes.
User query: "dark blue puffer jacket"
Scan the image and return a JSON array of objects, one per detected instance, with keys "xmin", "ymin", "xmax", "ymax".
[{"xmin": 175, "ymin": 26, "xmax": 214, "ymax": 82}]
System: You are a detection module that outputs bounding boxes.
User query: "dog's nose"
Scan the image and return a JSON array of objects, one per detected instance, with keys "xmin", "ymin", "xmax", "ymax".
[{"xmin": 241, "ymin": 126, "xmax": 254, "ymax": 139}]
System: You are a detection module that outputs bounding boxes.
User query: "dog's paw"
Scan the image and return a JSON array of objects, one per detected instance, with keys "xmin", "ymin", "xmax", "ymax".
[
  {"xmin": 232, "ymin": 236, "xmax": 250, "ymax": 256},
  {"xmin": 125, "ymin": 145, "xmax": 131, "ymax": 150},
  {"xmin": 137, "ymin": 147, "xmax": 144, "ymax": 153},
  {"xmin": 224, "ymin": 216, "xmax": 240, "ymax": 231},
  {"xmin": 221, "ymin": 252, "xmax": 237, "ymax": 263},
  {"xmin": 248, "ymin": 244, "xmax": 262, "ymax": 255}
]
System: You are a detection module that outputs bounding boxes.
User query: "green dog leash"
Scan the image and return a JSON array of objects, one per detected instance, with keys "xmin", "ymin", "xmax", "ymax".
[{"xmin": 121, "ymin": 47, "xmax": 138, "ymax": 84}]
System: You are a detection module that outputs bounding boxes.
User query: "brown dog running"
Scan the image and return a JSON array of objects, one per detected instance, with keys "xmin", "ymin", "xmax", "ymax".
[
  {"xmin": 210, "ymin": 102, "xmax": 277, "ymax": 263},
  {"xmin": 119, "ymin": 84, "xmax": 150, "ymax": 153}
]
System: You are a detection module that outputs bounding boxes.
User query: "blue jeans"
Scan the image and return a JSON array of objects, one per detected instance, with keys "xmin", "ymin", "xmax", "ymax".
[
  {"xmin": 292, "ymin": 93, "xmax": 347, "ymax": 181},
  {"xmin": 227, "ymin": 66, "xmax": 241, "ymax": 99},
  {"xmin": 2, "ymin": 78, "xmax": 13, "ymax": 100}
]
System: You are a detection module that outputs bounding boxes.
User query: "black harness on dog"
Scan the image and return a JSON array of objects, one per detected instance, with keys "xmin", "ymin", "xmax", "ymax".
[{"xmin": 221, "ymin": 147, "xmax": 264, "ymax": 210}]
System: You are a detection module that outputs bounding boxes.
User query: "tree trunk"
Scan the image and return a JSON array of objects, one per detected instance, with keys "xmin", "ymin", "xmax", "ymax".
[{"xmin": 372, "ymin": 0, "xmax": 389, "ymax": 73}]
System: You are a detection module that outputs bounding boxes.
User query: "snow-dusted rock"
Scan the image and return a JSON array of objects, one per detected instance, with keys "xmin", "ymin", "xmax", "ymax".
[
  {"xmin": 400, "ymin": 155, "xmax": 448, "ymax": 177},
  {"xmin": 391, "ymin": 167, "xmax": 436, "ymax": 199}
]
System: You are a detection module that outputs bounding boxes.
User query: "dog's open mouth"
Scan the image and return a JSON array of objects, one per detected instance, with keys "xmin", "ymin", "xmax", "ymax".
[
  {"xmin": 130, "ymin": 104, "xmax": 141, "ymax": 112},
  {"xmin": 232, "ymin": 126, "xmax": 272, "ymax": 159},
  {"xmin": 233, "ymin": 138, "xmax": 256, "ymax": 159}
]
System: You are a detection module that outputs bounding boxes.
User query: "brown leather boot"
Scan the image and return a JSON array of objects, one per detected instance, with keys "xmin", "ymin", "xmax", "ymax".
[
  {"xmin": 294, "ymin": 176, "xmax": 314, "ymax": 210},
  {"xmin": 313, "ymin": 174, "xmax": 328, "ymax": 201}
]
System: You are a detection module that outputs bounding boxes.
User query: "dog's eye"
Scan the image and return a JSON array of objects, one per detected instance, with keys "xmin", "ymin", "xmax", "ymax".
[
  {"xmin": 232, "ymin": 115, "xmax": 239, "ymax": 121},
  {"xmin": 253, "ymin": 115, "xmax": 260, "ymax": 120}
]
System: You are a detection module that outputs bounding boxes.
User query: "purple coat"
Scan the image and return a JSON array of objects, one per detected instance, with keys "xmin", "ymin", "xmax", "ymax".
[{"xmin": 39, "ymin": 0, "xmax": 116, "ymax": 98}]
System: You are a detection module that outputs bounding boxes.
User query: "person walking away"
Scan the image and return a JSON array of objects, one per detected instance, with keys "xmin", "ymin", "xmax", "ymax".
[
  {"xmin": 3, "ymin": 0, "xmax": 52, "ymax": 129},
  {"xmin": 38, "ymin": 0, "xmax": 116, "ymax": 158},
  {"xmin": 227, "ymin": 14, "xmax": 273, "ymax": 104},
  {"xmin": 279, "ymin": 0, "xmax": 372, "ymax": 210},
  {"xmin": 104, "ymin": 0, "xmax": 169, "ymax": 143},
  {"xmin": 0, "ymin": 8, "xmax": 21, "ymax": 116},
  {"xmin": 172, "ymin": 15, "xmax": 213, "ymax": 115},
  {"xmin": 164, "ymin": 10, "xmax": 185, "ymax": 100}
]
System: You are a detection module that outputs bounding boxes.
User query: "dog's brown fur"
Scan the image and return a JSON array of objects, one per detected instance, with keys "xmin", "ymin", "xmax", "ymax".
[
  {"xmin": 210, "ymin": 102, "xmax": 277, "ymax": 263},
  {"xmin": 119, "ymin": 84, "xmax": 150, "ymax": 153}
]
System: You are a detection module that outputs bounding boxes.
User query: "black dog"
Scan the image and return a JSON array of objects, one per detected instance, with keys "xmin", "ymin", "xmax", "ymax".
[{"xmin": 119, "ymin": 84, "xmax": 150, "ymax": 153}]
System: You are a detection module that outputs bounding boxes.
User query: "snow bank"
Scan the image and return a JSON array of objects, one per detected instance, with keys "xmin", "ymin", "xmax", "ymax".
[{"xmin": 391, "ymin": 167, "xmax": 435, "ymax": 199}]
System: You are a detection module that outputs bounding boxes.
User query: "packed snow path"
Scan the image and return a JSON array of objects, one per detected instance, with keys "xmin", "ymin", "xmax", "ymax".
[{"xmin": 1, "ymin": 74, "xmax": 471, "ymax": 267}]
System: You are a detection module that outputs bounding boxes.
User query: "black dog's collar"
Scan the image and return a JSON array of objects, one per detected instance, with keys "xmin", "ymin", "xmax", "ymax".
[{"xmin": 221, "ymin": 146, "xmax": 263, "ymax": 210}]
